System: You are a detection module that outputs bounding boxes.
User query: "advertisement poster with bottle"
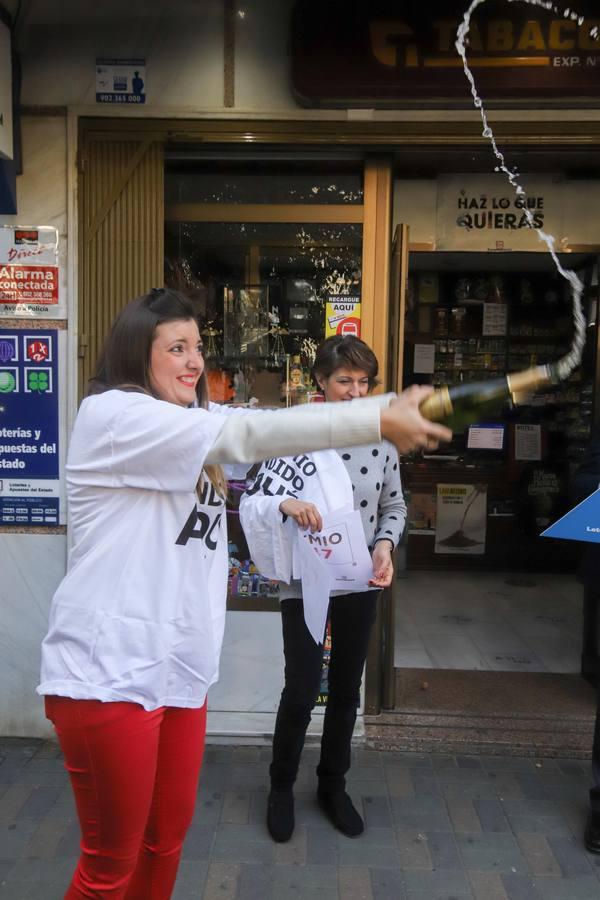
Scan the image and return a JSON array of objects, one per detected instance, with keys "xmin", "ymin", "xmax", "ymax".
[{"xmin": 434, "ymin": 483, "xmax": 487, "ymax": 555}]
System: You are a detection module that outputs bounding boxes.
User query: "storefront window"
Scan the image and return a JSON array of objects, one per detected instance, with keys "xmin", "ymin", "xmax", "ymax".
[
  {"xmin": 164, "ymin": 220, "xmax": 363, "ymax": 405},
  {"xmin": 164, "ymin": 162, "xmax": 364, "ymax": 611},
  {"xmin": 402, "ymin": 250, "xmax": 597, "ymax": 573},
  {"xmin": 165, "ymin": 164, "xmax": 363, "ymax": 205}
]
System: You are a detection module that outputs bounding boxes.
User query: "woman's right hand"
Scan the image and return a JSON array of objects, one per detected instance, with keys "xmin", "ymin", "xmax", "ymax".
[
  {"xmin": 279, "ymin": 498, "xmax": 323, "ymax": 533},
  {"xmin": 380, "ymin": 385, "xmax": 452, "ymax": 455}
]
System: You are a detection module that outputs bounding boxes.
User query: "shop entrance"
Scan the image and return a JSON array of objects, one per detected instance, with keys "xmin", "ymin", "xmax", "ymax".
[{"xmin": 375, "ymin": 164, "xmax": 600, "ymax": 749}]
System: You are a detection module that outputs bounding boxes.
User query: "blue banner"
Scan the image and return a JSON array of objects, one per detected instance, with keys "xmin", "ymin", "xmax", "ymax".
[
  {"xmin": 0, "ymin": 328, "xmax": 59, "ymax": 525},
  {"xmin": 541, "ymin": 489, "xmax": 600, "ymax": 544}
]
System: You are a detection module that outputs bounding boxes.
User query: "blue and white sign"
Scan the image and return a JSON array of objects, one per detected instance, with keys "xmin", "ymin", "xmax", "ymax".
[
  {"xmin": 96, "ymin": 58, "xmax": 146, "ymax": 105},
  {"xmin": 0, "ymin": 328, "xmax": 59, "ymax": 525},
  {"xmin": 541, "ymin": 489, "xmax": 600, "ymax": 544}
]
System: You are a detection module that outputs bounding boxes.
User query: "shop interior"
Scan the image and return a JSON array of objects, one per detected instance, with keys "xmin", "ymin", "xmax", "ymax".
[{"xmin": 397, "ymin": 247, "xmax": 597, "ymax": 677}]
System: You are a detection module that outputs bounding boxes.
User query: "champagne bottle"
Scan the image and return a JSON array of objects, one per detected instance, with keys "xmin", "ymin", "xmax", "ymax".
[{"xmin": 419, "ymin": 365, "xmax": 552, "ymax": 431}]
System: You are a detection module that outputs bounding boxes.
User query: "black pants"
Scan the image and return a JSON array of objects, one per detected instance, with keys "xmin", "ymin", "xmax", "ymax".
[
  {"xmin": 593, "ymin": 689, "xmax": 600, "ymax": 812},
  {"xmin": 586, "ymin": 586, "xmax": 600, "ymax": 812},
  {"xmin": 270, "ymin": 591, "xmax": 379, "ymax": 794},
  {"xmin": 582, "ymin": 585, "xmax": 600, "ymax": 683}
]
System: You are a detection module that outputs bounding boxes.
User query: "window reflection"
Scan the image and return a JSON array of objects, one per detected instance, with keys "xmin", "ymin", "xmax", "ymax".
[
  {"xmin": 165, "ymin": 163, "xmax": 363, "ymax": 205},
  {"xmin": 164, "ymin": 220, "xmax": 362, "ymax": 407}
]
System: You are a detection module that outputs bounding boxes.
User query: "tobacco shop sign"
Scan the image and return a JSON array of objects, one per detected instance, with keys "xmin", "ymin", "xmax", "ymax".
[{"xmin": 291, "ymin": 0, "xmax": 600, "ymax": 106}]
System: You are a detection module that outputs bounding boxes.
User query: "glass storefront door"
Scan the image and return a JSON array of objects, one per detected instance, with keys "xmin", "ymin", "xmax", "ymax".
[{"xmin": 164, "ymin": 158, "xmax": 369, "ymax": 732}]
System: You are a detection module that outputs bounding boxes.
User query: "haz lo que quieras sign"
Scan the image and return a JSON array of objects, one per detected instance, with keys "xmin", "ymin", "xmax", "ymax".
[{"xmin": 0, "ymin": 329, "xmax": 59, "ymax": 525}]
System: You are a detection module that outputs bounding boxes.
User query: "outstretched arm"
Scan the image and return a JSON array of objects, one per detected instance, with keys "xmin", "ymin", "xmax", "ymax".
[{"xmin": 206, "ymin": 386, "xmax": 451, "ymax": 465}]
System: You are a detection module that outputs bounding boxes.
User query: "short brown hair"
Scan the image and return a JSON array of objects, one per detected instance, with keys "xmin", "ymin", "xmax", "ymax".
[{"xmin": 312, "ymin": 335, "xmax": 380, "ymax": 391}]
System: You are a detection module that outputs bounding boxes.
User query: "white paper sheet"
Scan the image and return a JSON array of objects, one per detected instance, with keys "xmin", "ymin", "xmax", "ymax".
[
  {"xmin": 301, "ymin": 508, "xmax": 373, "ymax": 589},
  {"xmin": 413, "ymin": 343, "xmax": 435, "ymax": 374},
  {"xmin": 515, "ymin": 423, "xmax": 542, "ymax": 461},
  {"xmin": 297, "ymin": 508, "xmax": 375, "ymax": 643},
  {"xmin": 482, "ymin": 303, "xmax": 507, "ymax": 336}
]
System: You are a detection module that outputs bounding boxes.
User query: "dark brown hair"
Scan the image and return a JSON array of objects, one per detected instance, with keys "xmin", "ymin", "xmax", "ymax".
[
  {"xmin": 312, "ymin": 335, "xmax": 380, "ymax": 392},
  {"xmin": 89, "ymin": 288, "xmax": 209, "ymax": 406},
  {"xmin": 88, "ymin": 288, "xmax": 225, "ymax": 496}
]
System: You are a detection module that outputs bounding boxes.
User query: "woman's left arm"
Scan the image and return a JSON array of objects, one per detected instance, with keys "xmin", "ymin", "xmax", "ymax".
[
  {"xmin": 369, "ymin": 445, "xmax": 406, "ymax": 587},
  {"xmin": 373, "ymin": 444, "xmax": 406, "ymax": 551}
]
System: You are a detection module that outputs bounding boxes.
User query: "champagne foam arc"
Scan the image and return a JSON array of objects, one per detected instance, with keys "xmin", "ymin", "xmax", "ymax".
[{"xmin": 456, "ymin": 0, "xmax": 592, "ymax": 382}]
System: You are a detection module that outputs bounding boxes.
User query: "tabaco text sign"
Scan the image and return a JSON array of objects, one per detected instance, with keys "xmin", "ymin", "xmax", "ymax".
[{"xmin": 291, "ymin": 0, "xmax": 600, "ymax": 106}]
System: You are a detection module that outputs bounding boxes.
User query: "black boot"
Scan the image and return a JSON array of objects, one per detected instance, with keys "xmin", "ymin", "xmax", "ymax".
[
  {"xmin": 317, "ymin": 789, "xmax": 364, "ymax": 837},
  {"xmin": 267, "ymin": 788, "xmax": 295, "ymax": 843},
  {"xmin": 584, "ymin": 810, "xmax": 600, "ymax": 853}
]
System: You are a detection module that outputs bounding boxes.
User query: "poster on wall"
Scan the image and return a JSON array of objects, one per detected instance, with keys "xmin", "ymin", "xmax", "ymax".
[
  {"xmin": 325, "ymin": 296, "xmax": 361, "ymax": 338},
  {"xmin": 482, "ymin": 303, "xmax": 507, "ymax": 336},
  {"xmin": 413, "ymin": 343, "xmax": 435, "ymax": 374},
  {"xmin": 434, "ymin": 483, "xmax": 487, "ymax": 555},
  {"xmin": 436, "ymin": 175, "xmax": 563, "ymax": 252},
  {"xmin": 0, "ymin": 328, "xmax": 59, "ymax": 525},
  {"xmin": 96, "ymin": 59, "xmax": 146, "ymax": 105},
  {"xmin": 517, "ymin": 464, "xmax": 566, "ymax": 534},
  {"xmin": 515, "ymin": 424, "xmax": 542, "ymax": 462},
  {"xmin": 0, "ymin": 226, "xmax": 64, "ymax": 318}
]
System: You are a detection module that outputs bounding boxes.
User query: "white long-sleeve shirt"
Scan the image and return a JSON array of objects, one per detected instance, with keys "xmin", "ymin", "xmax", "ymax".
[{"xmin": 37, "ymin": 389, "xmax": 389, "ymax": 710}]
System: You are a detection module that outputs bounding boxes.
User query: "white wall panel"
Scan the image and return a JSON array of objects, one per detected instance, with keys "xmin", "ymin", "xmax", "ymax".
[
  {"xmin": 0, "ymin": 534, "xmax": 67, "ymax": 737},
  {"xmin": 20, "ymin": 1, "xmax": 226, "ymax": 110}
]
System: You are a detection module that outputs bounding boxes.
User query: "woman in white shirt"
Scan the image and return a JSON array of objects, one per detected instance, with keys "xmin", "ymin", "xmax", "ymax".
[
  {"xmin": 240, "ymin": 336, "xmax": 406, "ymax": 843},
  {"xmin": 38, "ymin": 288, "xmax": 449, "ymax": 899}
]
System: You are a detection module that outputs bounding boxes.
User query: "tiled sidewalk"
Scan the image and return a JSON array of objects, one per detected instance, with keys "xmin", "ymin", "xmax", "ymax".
[{"xmin": 1, "ymin": 738, "xmax": 600, "ymax": 899}]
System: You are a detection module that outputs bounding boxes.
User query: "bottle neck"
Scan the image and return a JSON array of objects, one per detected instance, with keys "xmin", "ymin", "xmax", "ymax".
[{"xmin": 506, "ymin": 365, "xmax": 552, "ymax": 403}]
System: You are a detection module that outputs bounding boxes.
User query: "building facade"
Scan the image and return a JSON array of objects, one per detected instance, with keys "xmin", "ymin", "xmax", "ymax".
[{"xmin": 1, "ymin": 0, "xmax": 599, "ymax": 737}]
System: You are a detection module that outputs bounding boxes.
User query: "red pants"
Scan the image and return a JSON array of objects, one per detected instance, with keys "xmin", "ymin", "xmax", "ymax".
[{"xmin": 45, "ymin": 696, "xmax": 207, "ymax": 899}]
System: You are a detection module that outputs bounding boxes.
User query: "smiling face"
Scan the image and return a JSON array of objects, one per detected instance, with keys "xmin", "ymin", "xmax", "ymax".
[
  {"xmin": 316, "ymin": 366, "xmax": 371, "ymax": 403},
  {"xmin": 149, "ymin": 318, "xmax": 204, "ymax": 406}
]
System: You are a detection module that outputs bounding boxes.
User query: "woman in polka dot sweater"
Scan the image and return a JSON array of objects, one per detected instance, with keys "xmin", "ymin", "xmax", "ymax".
[{"xmin": 242, "ymin": 336, "xmax": 406, "ymax": 843}]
